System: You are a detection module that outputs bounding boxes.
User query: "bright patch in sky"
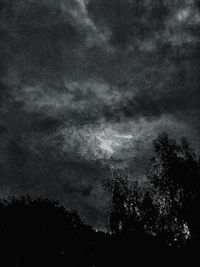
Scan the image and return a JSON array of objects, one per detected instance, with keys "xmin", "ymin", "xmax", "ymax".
[
  {"xmin": 177, "ymin": 9, "xmax": 190, "ymax": 21},
  {"xmin": 97, "ymin": 136, "xmax": 118, "ymax": 154},
  {"xmin": 99, "ymin": 139, "xmax": 114, "ymax": 154},
  {"xmin": 96, "ymin": 132, "xmax": 132, "ymax": 155},
  {"xmin": 113, "ymin": 134, "xmax": 133, "ymax": 139}
]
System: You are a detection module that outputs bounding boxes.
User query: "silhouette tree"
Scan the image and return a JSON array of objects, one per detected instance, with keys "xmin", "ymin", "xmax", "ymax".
[
  {"xmin": 0, "ymin": 196, "xmax": 96, "ymax": 267},
  {"xmin": 105, "ymin": 168, "xmax": 146, "ymax": 236},
  {"xmin": 104, "ymin": 168, "xmax": 130, "ymax": 234},
  {"xmin": 138, "ymin": 191, "xmax": 159, "ymax": 235},
  {"xmin": 146, "ymin": 133, "xmax": 200, "ymax": 246}
]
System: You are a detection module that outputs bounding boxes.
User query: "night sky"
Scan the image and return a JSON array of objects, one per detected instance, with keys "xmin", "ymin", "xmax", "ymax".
[{"xmin": 0, "ymin": 0, "xmax": 200, "ymax": 229}]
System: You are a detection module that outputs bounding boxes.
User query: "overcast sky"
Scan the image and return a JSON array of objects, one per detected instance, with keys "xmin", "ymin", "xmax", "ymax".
[{"xmin": 0, "ymin": 0, "xmax": 200, "ymax": 228}]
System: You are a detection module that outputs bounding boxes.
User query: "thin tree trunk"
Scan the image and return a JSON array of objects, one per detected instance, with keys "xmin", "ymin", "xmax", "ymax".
[{"xmin": 15, "ymin": 251, "xmax": 21, "ymax": 267}]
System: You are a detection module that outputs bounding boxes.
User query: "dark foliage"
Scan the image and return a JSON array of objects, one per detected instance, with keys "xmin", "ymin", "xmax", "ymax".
[
  {"xmin": 0, "ymin": 133, "xmax": 200, "ymax": 266},
  {"xmin": 0, "ymin": 196, "xmax": 97, "ymax": 266}
]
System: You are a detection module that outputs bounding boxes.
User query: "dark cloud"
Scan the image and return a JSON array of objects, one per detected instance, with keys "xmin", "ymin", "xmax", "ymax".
[
  {"xmin": 0, "ymin": 0, "xmax": 200, "ymax": 228},
  {"xmin": 87, "ymin": 0, "xmax": 170, "ymax": 49},
  {"xmin": 0, "ymin": 0, "xmax": 87, "ymax": 87}
]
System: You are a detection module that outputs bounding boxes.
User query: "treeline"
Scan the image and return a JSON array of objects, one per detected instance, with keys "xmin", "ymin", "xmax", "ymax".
[{"xmin": 0, "ymin": 133, "xmax": 200, "ymax": 266}]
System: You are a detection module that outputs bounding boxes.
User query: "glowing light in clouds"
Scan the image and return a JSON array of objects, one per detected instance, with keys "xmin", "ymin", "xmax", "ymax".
[
  {"xmin": 113, "ymin": 134, "xmax": 133, "ymax": 139},
  {"xmin": 98, "ymin": 138, "xmax": 114, "ymax": 154},
  {"xmin": 97, "ymin": 136, "xmax": 119, "ymax": 154},
  {"xmin": 96, "ymin": 133, "xmax": 133, "ymax": 155}
]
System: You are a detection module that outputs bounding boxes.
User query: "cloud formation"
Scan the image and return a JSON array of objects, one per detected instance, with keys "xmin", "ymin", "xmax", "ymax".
[
  {"xmin": 87, "ymin": 0, "xmax": 170, "ymax": 49},
  {"xmin": 0, "ymin": 0, "xmax": 200, "ymax": 227}
]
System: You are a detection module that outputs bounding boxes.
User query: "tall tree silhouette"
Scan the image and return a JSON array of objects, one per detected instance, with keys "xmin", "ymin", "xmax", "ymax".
[
  {"xmin": 146, "ymin": 133, "xmax": 200, "ymax": 246},
  {"xmin": 105, "ymin": 168, "xmax": 144, "ymax": 235},
  {"xmin": 105, "ymin": 169, "xmax": 130, "ymax": 234}
]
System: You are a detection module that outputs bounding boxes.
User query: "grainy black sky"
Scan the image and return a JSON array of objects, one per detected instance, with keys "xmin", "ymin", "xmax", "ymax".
[{"xmin": 0, "ymin": 0, "xmax": 200, "ymax": 228}]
